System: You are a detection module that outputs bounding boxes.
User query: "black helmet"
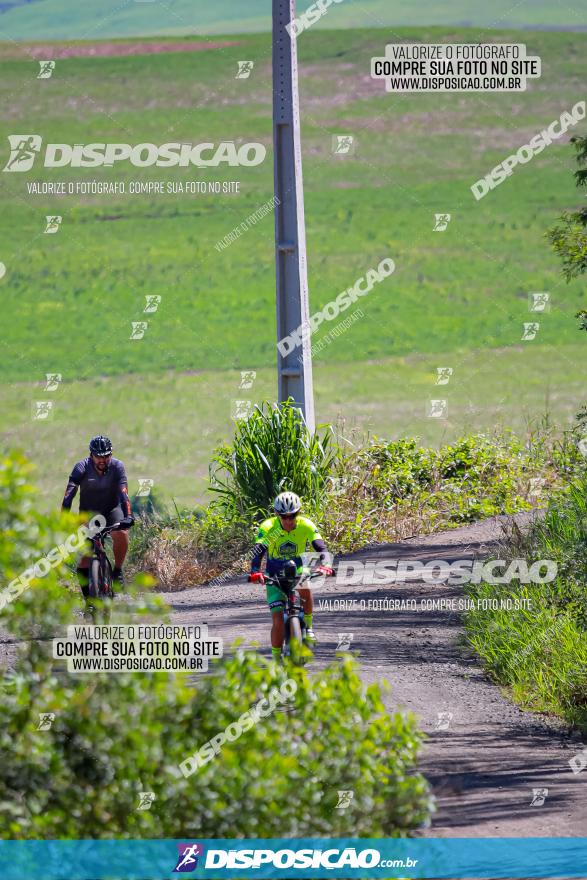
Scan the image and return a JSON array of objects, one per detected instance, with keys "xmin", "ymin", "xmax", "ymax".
[{"xmin": 89, "ymin": 435, "xmax": 113, "ymax": 456}]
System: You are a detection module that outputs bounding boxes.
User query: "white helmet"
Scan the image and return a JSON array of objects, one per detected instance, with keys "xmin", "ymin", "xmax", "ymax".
[{"xmin": 274, "ymin": 491, "xmax": 302, "ymax": 515}]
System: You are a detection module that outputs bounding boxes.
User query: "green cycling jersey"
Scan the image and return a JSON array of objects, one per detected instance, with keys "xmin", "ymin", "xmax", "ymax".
[{"xmin": 253, "ymin": 515, "xmax": 325, "ymax": 575}]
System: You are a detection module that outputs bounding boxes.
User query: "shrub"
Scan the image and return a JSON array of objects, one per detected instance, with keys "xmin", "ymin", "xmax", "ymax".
[
  {"xmin": 209, "ymin": 399, "xmax": 336, "ymax": 521},
  {"xmin": 322, "ymin": 431, "xmax": 550, "ymax": 552},
  {"xmin": 127, "ymin": 508, "xmax": 252, "ymax": 590},
  {"xmin": 465, "ymin": 471, "xmax": 587, "ymax": 732}
]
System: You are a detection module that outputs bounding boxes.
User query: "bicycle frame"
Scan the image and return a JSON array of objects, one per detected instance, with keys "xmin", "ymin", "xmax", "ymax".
[
  {"xmin": 265, "ymin": 567, "xmax": 322, "ymax": 654},
  {"xmin": 87, "ymin": 522, "xmax": 124, "ymax": 599}
]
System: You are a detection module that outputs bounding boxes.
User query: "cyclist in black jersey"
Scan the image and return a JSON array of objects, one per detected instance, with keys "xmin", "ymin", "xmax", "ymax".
[{"xmin": 61, "ymin": 436, "xmax": 133, "ymax": 593}]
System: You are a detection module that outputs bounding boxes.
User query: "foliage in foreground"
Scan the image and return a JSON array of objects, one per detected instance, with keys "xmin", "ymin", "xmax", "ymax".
[
  {"xmin": 465, "ymin": 470, "xmax": 587, "ymax": 732},
  {"xmin": 0, "ymin": 452, "xmax": 433, "ymax": 838}
]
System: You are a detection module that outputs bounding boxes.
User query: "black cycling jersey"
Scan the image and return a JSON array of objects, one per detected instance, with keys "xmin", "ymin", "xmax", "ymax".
[{"xmin": 62, "ymin": 456, "xmax": 131, "ymax": 517}]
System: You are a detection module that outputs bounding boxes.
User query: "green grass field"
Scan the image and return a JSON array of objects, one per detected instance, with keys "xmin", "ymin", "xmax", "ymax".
[
  {"xmin": 0, "ymin": 27, "xmax": 586, "ymax": 508},
  {"xmin": 1, "ymin": 0, "xmax": 586, "ymax": 41}
]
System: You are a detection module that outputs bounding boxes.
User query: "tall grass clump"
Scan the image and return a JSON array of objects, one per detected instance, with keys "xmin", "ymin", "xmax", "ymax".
[{"xmin": 209, "ymin": 399, "xmax": 336, "ymax": 521}]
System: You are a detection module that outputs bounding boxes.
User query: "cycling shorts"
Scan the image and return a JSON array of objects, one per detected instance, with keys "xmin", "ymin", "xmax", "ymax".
[{"xmin": 80, "ymin": 505, "xmax": 130, "ymax": 530}]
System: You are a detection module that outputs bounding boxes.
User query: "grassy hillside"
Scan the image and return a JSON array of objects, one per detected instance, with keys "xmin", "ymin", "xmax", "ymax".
[
  {"xmin": 0, "ymin": 0, "xmax": 586, "ymax": 41},
  {"xmin": 0, "ymin": 26, "xmax": 586, "ymax": 507}
]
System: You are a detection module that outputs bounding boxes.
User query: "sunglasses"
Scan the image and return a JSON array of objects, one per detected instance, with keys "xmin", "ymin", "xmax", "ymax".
[{"xmin": 279, "ymin": 513, "xmax": 298, "ymax": 520}]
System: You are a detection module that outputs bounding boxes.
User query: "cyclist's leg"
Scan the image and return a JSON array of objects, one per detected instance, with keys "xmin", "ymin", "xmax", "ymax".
[
  {"xmin": 266, "ymin": 583, "xmax": 286, "ymax": 659},
  {"xmin": 298, "ymin": 587, "xmax": 313, "ymax": 616},
  {"xmin": 298, "ymin": 586, "xmax": 316, "ymax": 642},
  {"xmin": 270, "ymin": 609, "xmax": 285, "ymax": 650},
  {"xmin": 105, "ymin": 506, "xmax": 129, "ymax": 581},
  {"xmin": 77, "ymin": 508, "xmax": 92, "ymax": 597},
  {"xmin": 298, "ymin": 586, "xmax": 314, "ymax": 629}
]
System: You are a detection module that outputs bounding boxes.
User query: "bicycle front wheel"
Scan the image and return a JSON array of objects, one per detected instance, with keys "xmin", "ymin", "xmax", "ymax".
[
  {"xmin": 88, "ymin": 559, "xmax": 101, "ymax": 599},
  {"xmin": 288, "ymin": 615, "xmax": 305, "ymax": 665},
  {"xmin": 88, "ymin": 557, "xmax": 113, "ymax": 599}
]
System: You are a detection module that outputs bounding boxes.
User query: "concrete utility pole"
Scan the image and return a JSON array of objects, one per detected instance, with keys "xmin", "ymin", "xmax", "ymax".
[{"xmin": 272, "ymin": 0, "xmax": 315, "ymax": 432}]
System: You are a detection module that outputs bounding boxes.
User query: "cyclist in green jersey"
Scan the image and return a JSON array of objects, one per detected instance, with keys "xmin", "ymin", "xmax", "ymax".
[{"xmin": 248, "ymin": 492, "xmax": 334, "ymax": 661}]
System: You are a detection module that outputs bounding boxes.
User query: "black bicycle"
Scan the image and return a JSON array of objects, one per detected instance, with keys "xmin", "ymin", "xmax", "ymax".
[
  {"xmin": 86, "ymin": 519, "xmax": 133, "ymax": 616},
  {"xmin": 265, "ymin": 560, "xmax": 324, "ymax": 664}
]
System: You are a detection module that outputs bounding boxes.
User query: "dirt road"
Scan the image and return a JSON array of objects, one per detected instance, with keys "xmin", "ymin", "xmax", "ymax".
[{"xmin": 167, "ymin": 512, "xmax": 587, "ymax": 837}]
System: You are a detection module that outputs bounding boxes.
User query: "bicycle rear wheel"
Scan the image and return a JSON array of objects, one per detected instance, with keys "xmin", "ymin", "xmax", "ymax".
[{"xmin": 102, "ymin": 556, "xmax": 114, "ymax": 598}]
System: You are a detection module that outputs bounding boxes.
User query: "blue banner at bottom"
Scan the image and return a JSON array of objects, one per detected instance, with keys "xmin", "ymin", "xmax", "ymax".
[{"xmin": 0, "ymin": 838, "xmax": 586, "ymax": 879}]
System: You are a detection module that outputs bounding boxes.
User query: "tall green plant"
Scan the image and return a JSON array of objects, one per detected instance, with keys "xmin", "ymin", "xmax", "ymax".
[{"xmin": 209, "ymin": 399, "xmax": 336, "ymax": 521}]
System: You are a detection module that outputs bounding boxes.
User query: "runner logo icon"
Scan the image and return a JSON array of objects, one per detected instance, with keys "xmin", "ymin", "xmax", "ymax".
[
  {"xmin": 3, "ymin": 135, "xmax": 42, "ymax": 172},
  {"xmin": 173, "ymin": 843, "xmax": 204, "ymax": 872}
]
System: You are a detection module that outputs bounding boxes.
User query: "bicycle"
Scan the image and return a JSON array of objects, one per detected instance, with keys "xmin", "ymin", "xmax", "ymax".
[
  {"xmin": 85, "ymin": 518, "xmax": 133, "ymax": 619},
  {"xmin": 265, "ymin": 560, "xmax": 324, "ymax": 664}
]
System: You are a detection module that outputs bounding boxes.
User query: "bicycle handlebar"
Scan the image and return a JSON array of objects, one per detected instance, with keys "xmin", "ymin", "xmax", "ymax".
[
  {"xmin": 263, "ymin": 569, "xmax": 329, "ymax": 588},
  {"xmin": 92, "ymin": 518, "xmax": 134, "ymax": 538}
]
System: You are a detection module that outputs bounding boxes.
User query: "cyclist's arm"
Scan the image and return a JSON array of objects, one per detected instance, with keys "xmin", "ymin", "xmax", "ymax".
[
  {"xmin": 61, "ymin": 461, "xmax": 85, "ymax": 511},
  {"xmin": 311, "ymin": 537, "xmax": 328, "ymax": 565},
  {"xmin": 250, "ymin": 542, "xmax": 267, "ymax": 573},
  {"xmin": 251, "ymin": 519, "xmax": 274, "ymax": 573},
  {"xmin": 115, "ymin": 462, "xmax": 132, "ymax": 517},
  {"xmin": 119, "ymin": 485, "xmax": 132, "ymax": 518}
]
